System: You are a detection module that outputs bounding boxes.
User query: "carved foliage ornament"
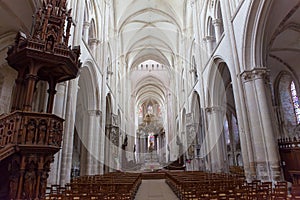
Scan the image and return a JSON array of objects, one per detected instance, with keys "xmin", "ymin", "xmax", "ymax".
[{"xmin": 241, "ymin": 68, "xmax": 270, "ymax": 83}]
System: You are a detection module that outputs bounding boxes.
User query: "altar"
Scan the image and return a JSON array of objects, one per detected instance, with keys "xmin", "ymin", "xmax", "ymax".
[{"xmin": 141, "ymin": 152, "xmax": 162, "ymax": 171}]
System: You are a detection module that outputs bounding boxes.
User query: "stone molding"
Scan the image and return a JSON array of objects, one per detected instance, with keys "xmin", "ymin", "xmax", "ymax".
[
  {"xmin": 241, "ymin": 68, "xmax": 270, "ymax": 83},
  {"xmin": 212, "ymin": 19, "xmax": 223, "ymax": 26},
  {"xmin": 203, "ymin": 35, "xmax": 216, "ymax": 42},
  {"xmin": 205, "ymin": 106, "xmax": 225, "ymax": 113}
]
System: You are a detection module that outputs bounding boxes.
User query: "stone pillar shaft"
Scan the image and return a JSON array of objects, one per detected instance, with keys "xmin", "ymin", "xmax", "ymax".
[
  {"xmin": 83, "ymin": 21, "xmax": 90, "ymax": 42},
  {"xmin": 206, "ymin": 107, "xmax": 227, "ymax": 172},
  {"xmin": 59, "ymin": 79, "xmax": 79, "ymax": 185},
  {"xmin": 205, "ymin": 36, "xmax": 214, "ymax": 54},
  {"xmin": 242, "ymin": 68, "xmax": 281, "ymax": 181},
  {"xmin": 213, "ymin": 19, "xmax": 222, "ymax": 42}
]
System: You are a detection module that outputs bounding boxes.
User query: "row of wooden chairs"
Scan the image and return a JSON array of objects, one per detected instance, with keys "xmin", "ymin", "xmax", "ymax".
[
  {"xmin": 165, "ymin": 171, "xmax": 289, "ymax": 200},
  {"xmin": 229, "ymin": 166, "xmax": 245, "ymax": 176},
  {"xmin": 45, "ymin": 172, "xmax": 142, "ymax": 200}
]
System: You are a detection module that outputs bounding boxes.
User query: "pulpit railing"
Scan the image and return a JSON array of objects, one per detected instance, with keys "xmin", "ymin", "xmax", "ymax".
[{"xmin": 0, "ymin": 111, "xmax": 64, "ymax": 161}]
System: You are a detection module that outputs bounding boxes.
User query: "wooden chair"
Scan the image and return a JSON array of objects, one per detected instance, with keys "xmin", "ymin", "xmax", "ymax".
[
  {"xmin": 291, "ymin": 184, "xmax": 300, "ymax": 199},
  {"xmin": 272, "ymin": 181, "xmax": 287, "ymax": 200}
]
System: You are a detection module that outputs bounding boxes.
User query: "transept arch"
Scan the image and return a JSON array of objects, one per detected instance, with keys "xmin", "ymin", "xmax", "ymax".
[
  {"xmin": 190, "ymin": 91, "xmax": 206, "ymax": 170},
  {"xmin": 205, "ymin": 59, "xmax": 242, "ymax": 172},
  {"xmin": 73, "ymin": 61, "xmax": 101, "ymax": 176}
]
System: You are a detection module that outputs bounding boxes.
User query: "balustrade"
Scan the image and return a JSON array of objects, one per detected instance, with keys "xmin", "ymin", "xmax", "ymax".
[{"xmin": 0, "ymin": 111, "xmax": 63, "ymax": 161}]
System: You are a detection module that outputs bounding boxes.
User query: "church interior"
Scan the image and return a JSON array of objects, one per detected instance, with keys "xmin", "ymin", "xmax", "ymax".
[{"xmin": 0, "ymin": 0, "xmax": 300, "ymax": 199}]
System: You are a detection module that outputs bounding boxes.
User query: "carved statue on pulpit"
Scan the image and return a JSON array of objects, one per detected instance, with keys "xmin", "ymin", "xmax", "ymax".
[
  {"xmin": 24, "ymin": 162, "xmax": 36, "ymax": 199},
  {"xmin": 26, "ymin": 120, "xmax": 36, "ymax": 144},
  {"xmin": 8, "ymin": 158, "xmax": 20, "ymax": 199},
  {"xmin": 39, "ymin": 171, "xmax": 48, "ymax": 198}
]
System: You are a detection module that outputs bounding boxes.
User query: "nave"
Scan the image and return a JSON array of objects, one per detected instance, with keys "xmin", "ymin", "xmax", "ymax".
[
  {"xmin": 45, "ymin": 171, "xmax": 300, "ymax": 200},
  {"xmin": 135, "ymin": 179, "xmax": 178, "ymax": 200},
  {"xmin": 1, "ymin": 0, "xmax": 300, "ymax": 199}
]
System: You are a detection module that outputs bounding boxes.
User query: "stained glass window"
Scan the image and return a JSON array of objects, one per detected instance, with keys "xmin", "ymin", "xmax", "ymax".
[
  {"xmin": 224, "ymin": 118, "xmax": 230, "ymax": 145},
  {"xmin": 290, "ymin": 81, "xmax": 300, "ymax": 123},
  {"xmin": 231, "ymin": 114, "xmax": 239, "ymax": 144},
  {"xmin": 138, "ymin": 106, "xmax": 143, "ymax": 118}
]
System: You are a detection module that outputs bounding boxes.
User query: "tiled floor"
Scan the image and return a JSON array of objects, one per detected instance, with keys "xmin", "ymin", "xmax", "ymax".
[{"xmin": 135, "ymin": 179, "xmax": 179, "ymax": 200}]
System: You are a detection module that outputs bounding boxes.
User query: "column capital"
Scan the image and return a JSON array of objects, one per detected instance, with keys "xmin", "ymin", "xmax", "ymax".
[
  {"xmin": 205, "ymin": 106, "xmax": 226, "ymax": 113},
  {"xmin": 212, "ymin": 19, "xmax": 222, "ymax": 26},
  {"xmin": 241, "ymin": 67, "xmax": 270, "ymax": 82},
  {"xmin": 88, "ymin": 38, "xmax": 100, "ymax": 45},
  {"xmin": 203, "ymin": 36, "xmax": 215, "ymax": 42},
  {"xmin": 83, "ymin": 21, "xmax": 90, "ymax": 28},
  {"xmin": 88, "ymin": 110, "xmax": 102, "ymax": 117}
]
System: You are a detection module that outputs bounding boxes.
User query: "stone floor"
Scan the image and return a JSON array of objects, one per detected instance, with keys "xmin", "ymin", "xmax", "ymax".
[{"xmin": 135, "ymin": 179, "xmax": 179, "ymax": 200}]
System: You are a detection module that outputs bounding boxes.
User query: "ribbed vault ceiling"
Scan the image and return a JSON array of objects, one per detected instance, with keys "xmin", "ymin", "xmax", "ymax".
[
  {"xmin": 114, "ymin": 0, "xmax": 188, "ymax": 113},
  {"xmin": 114, "ymin": 0, "xmax": 187, "ymax": 68}
]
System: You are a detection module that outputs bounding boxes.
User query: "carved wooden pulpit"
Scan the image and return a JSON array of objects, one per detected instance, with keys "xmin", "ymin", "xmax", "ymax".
[{"xmin": 0, "ymin": 0, "xmax": 80, "ymax": 199}]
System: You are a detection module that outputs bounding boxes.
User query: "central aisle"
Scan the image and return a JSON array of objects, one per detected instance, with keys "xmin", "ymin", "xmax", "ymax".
[{"xmin": 135, "ymin": 179, "xmax": 179, "ymax": 200}]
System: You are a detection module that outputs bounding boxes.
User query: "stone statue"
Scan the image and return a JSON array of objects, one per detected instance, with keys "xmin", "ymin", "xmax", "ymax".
[
  {"xmin": 122, "ymin": 134, "xmax": 128, "ymax": 150},
  {"xmin": 148, "ymin": 142, "xmax": 154, "ymax": 152},
  {"xmin": 176, "ymin": 135, "xmax": 184, "ymax": 164}
]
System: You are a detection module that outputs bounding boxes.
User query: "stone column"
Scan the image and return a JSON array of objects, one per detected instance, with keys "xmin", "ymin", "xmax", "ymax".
[
  {"xmin": 205, "ymin": 106, "xmax": 227, "ymax": 172},
  {"xmin": 82, "ymin": 21, "xmax": 90, "ymax": 42},
  {"xmin": 48, "ymin": 83, "xmax": 67, "ymax": 185},
  {"xmin": 59, "ymin": 78, "xmax": 79, "ymax": 185},
  {"xmin": 213, "ymin": 19, "xmax": 223, "ymax": 43},
  {"xmin": 104, "ymin": 126, "xmax": 111, "ymax": 173},
  {"xmin": 85, "ymin": 110, "xmax": 98, "ymax": 175},
  {"xmin": 94, "ymin": 110, "xmax": 101, "ymax": 174},
  {"xmin": 88, "ymin": 38, "xmax": 98, "ymax": 57},
  {"xmin": 232, "ymin": 75, "xmax": 255, "ymax": 181},
  {"xmin": 204, "ymin": 36, "xmax": 215, "ymax": 54},
  {"xmin": 241, "ymin": 68, "xmax": 281, "ymax": 181}
]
